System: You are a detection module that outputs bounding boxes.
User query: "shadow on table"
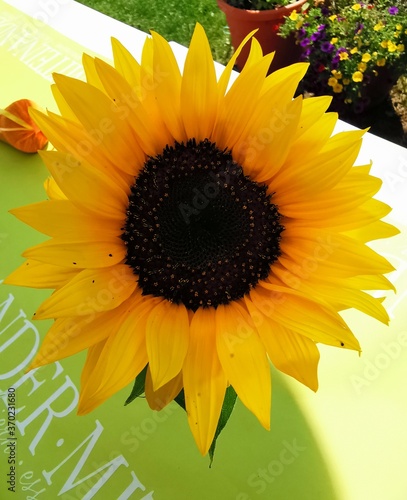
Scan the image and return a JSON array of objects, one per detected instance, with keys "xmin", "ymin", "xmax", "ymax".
[{"xmin": 128, "ymin": 370, "xmax": 339, "ymax": 500}]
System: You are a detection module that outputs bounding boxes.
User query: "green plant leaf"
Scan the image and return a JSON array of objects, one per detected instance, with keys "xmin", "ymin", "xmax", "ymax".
[
  {"xmin": 174, "ymin": 386, "xmax": 237, "ymax": 465},
  {"xmin": 125, "ymin": 365, "xmax": 148, "ymax": 405},
  {"xmin": 208, "ymin": 386, "xmax": 237, "ymax": 466}
]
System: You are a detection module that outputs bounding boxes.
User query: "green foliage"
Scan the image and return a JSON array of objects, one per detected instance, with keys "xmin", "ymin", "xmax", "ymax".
[
  {"xmin": 279, "ymin": 0, "xmax": 407, "ymax": 113},
  {"xmin": 125, "ymin": 365, "xmax": 147, "ymax": 405},
  {"xmin": 76, "ymin": 0, "xmax": 232, "ymax": 64}
]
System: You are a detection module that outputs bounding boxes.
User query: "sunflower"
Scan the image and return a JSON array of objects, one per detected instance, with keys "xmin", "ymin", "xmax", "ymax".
[{"xmin": 5, "ymin": 25, "xmax": 398, "ymax": 456}]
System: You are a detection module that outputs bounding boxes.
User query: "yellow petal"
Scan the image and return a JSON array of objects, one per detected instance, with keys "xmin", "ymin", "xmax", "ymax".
[
  {"xmin": 4, "ymin": 259, "xmax": 77, "ymax": 289},
  {"xmin": 345, "ymin": 219, "xmax": 400, "ymax": 242},
  {"xmin": 78, "ymin": 339, "xmax": 107, "ymax": 412},
  {"xmin": 279, "ymin": 227, "xmax": 396, "ymax": 278},
  {"xmin": 249, "ymin": 286, "xmax": 360, "ymax": 351},
  {"xmin": 82, "ymin": 53, "xmax": 104, "ymax": 91},
  {"xmin": 261, "ymin": 62, "xmax": 309, "ymax": 98},
  {"xmin": 38, "ymin": 150, "xmax": 128, "ymax": 220},
  {"xmin": 111, "ymin": 37, "xmax": 142, "ymax": 90},
  {"xmin": 53, "ymin": 73, "xmax": 143, "ymax": 172},
  {"xmin": 44, "ymin": 176, "xmax": 66, "ymax": 200},
  {"xmin": 217, "ymin": 29, "xmax": 257, "ymax": 97},
  {"xmin": 30, "ymin": 294, "xmax": 139, "ymax": 367},
  {"xmin": 286, "ymin": 111, "xmax": 338, "ymax": 165},
  {"xmin": 236, "ymin": 96, "xmax": 303, "ymax": 182},
  {"xmin": 151, "ymin": 31, "xmax": 186, "ymax": 142},
  {"xmin": 273, "ymin": 129, "xmax": 365, "ymax": 200},
  {"xmin": 293, "ymin": 95, "xmax": 332, "ymax": 141},
  {"xmin": 280, "ymin": 168, "xmax": 382, "ymax": 218},
  {"xmin": 79, "ymin": 296, "xmax": 158, "ymax": 413},
  {"xmin": 34, "ymin": 264, "xmax": 136, "ymax": 319},
  {"xmin": 183, "ymin": 307, "xmax": 227, "ymax": 455},
  {"xmin": 146, "ymin": 300, "xmax": 190, "ymax": 390},
  {"xmin": 243, "ymin": 38, "xmax": 264, "ymax": 68},
  {"xmin": 94, "ymin": 57, "xmax": 172, "ymax": 156},
  {"xmin": 346, "ymin": 273, "xmax": 396, "ymax": 291},
  {"xmin": 246, "ymin": 306, "xmax": 320, "ymax": 391},
  {"xmin": 23, "ymin": 237, "xmax": 126, "ymax": 270},
  {"xmin": 51, "ymin": 84, "xmax": 78, "ymax": 122},
  {"xmin": 180, "ymin": 24, "xmax": 218, "ymax": 141},
  {"xmin": 215, "ymin": 301, "xmax": 271, "ymax": 429},
  {"xmin": 10, "ymin": 200, "xmax": 121, "ymax": 238},
  {"xmin": 145, "ymin": 367, "xmax": 183, "ymax": 410},
  {"xmin": 212, "ymin": 52, "xmax": 274, "ymax": 150},
  {"xmin": 31, "ymin": 108, "xmax": 137, "ymax": 179}
]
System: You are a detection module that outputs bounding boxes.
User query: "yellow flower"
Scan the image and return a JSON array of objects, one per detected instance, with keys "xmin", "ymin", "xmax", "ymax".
[
  {"xmin": 342, "ymin": 78, "xmax": 351, "ymax": 85},
  {"xmin": 333, "ymin": 83, "xmax": 343, "ymax": 93},
  {"xmin": 397, "ymin": 44, "xmax": 405, "ymax": 52},
  {"xmin": 352, "ymin": 3, "xmax": 361, "ymax": 10},
  {"xmin": 329, "ymin": 14, "xmax": 337, "ymax": 21},
  {"xmin": 328, "ymin": 77, "xmax": 338, "ymax": 87},
  {"xmin": 352, "ymin": 71, "xmax": 364, "ymax": 82},
  {"xmin": 331, "ymin": 70, "xmax": 342, "ymax": 79},
  {"xmin": 344, "ymin": 98, "xmax": 352, "ymax": 104},
  {"xmin": 377, "ymin": 58, "xmax": 386, "ymax": 66},
  {"xmin": 350, "ymin": 47, "xmax": 359, "ymax": 54},
  {"xmin": 339, "ymin": 51, "xmax": 349, "ymax": 60},
  {"xmin": 387, "ymin": 41, "xmax": 397, "ymax": 53},
  {"xmin": 296, "ymin": 20, "xmax": 303, "ymax": 29},
  {"xmin": 361, "ymin": 53, "xmax": 371, "ymax": 62},
  {"xmin": 381, "ymin": 41, "xmax": 388, "ymax": 49},
  {"xmin": 331, "ymin": 37, "xmax": 338, "ymax": 44},
  {"xmin": 5, "ymin": 25, "xmax": 398, "ymax": 456},
  {"xmin": 374, "ymin": 22, "xmax": 384, "ymax": 31},
  {"xmin": 289, "ymin": 11, "xmax": 298, "ymax": 21},
  {"xmin": 396, "ymin": 24, "xmax": 402, "ymax": 31},
  {"xmin": 358, "ymin": 62, "xmax": 367, "ymax": 72}
]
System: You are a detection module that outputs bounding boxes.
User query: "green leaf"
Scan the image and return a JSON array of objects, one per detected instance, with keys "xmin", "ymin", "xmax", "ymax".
[
  {"xmin": 174, "ymin": 389, "xmax": 186, "ymax": 410},
  {"xmin": 174, "ymin": 386, "xmax": 238, "ymax": 466},
  {"xmin": 208, "ymin": 386, "xmax": 237, "ymax": 466},
  {"xmin": 124, "ymin": 365, "xmax": 148, "ymax": 406}
]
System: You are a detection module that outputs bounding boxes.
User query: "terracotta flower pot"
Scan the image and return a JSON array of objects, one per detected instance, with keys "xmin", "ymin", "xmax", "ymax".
[{"xmin": 217, "ymin": 0, "xmax": 308, "ymax": 72}]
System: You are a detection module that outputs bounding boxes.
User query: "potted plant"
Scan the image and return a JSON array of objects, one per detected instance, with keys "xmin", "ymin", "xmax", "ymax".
[
  {"xmin": 217, "ymin": 0, "xmax": 309, "ymax": 72},
  {"xmin": 279, "ymin": 0, "xmax": 407, "ymax": 117}
]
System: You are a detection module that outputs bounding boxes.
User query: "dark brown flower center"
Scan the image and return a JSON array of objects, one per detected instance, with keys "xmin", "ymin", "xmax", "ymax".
[{"xmin": 122, "ymin": 139, "xmax": 284, "ymax": 310}]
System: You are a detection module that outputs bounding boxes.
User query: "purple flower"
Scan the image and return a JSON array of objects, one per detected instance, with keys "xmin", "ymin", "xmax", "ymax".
[
  {"xmin": 321, "ymin": 7, "xmax": 329, "ymax": 16},
  {"xmin": 331, "ymin": 55, "xmax": 340, "ymax": 69},
  {"xmin": 317, "ymin": 24, "xmax": 326, "ymax": 32},
  {"xmin": 311, "ymin": 31, "xmax": 322, "ymax": 41},
  {"xmin": 388, "ymin": 6, "xmax": 399, "ymax": 15},
  {"xmin": 300, "ymin": 38, "xmax": 311, "ymax": 47},
  {"xmin": 298, "ymin": 27, "xmax": 306, "ymax": 38},
  {"xmin": 321, "ymin": 41, "xmax": 334, "ymax": 53},
  {"xmin": 355, "ymin": 22, "xmax": 364, "ymax": 33}
]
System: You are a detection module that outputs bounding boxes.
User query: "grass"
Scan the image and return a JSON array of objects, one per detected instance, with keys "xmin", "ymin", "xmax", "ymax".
[{"xmin": 75, "ymin": 0, "xmax": 233, "ymax": 64}]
